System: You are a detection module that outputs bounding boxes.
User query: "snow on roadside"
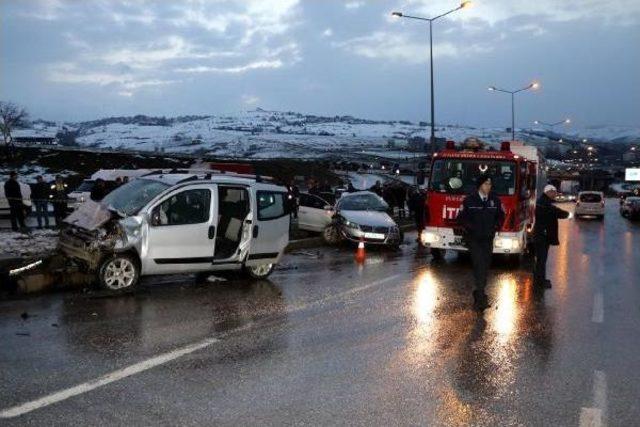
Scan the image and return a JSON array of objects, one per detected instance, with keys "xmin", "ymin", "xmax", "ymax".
[{"xmin": 0, "ymin": 229, "xmax": 59, "ymax": 258}]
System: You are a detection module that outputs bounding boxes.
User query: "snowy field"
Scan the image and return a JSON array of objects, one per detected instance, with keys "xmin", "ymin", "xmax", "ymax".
[
  {"xmin": 0, "ymin": 229, "xmax": 58, "ymax": 258},
  {"xmin": 16, "ymin": 109, "xmax": 640, "ymax": 161}
]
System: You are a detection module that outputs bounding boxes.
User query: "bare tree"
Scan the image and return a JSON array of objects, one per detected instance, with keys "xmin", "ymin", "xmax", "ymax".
[{"xmin": 0, "ymin": 101, "xmax": 29, "ymax": 146}]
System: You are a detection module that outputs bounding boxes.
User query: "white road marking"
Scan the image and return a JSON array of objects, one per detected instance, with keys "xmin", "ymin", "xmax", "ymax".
[
  {"xmin": 593, "ymin": 370, "xmax": 607, "ymax": 419},
  {"xmin": 579, "ymin": 370, "xmax": 608, "ymax": 427},
  {"xmin": 592, "ymin": 292, "xmax": 604, "ymax": 323},
  {"xmin": 0, "ymin": 337, "xmax": 219, "ymax": 419},
  {"xmin": 0, "ymin": 273, "xmax": 404, "ymax": 419},
  {"xmin": 579, "ymin": 407, "xmax": 602, "ymax": 427}
]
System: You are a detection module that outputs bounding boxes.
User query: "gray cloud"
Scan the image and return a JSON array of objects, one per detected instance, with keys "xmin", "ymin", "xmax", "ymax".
[{"xmin": 1, "ymin": 0, "xmax": 638, "ymax": 129}]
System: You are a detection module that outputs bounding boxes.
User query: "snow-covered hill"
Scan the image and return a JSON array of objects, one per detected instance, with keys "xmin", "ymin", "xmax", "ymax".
[{"xmin": 15, "ymin": 110, "xmax": 640, "ymax": 160}]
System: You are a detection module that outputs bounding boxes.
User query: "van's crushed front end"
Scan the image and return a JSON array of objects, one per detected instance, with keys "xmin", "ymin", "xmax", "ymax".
[{"xmin": 58, "ymin": 200, "xmax": 141, "ymax": 271}]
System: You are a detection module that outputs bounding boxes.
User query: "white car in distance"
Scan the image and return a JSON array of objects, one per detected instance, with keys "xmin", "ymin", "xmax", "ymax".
[{"xmin": 574, "ymin": 191, "xmax": 605, "ymax": 219}]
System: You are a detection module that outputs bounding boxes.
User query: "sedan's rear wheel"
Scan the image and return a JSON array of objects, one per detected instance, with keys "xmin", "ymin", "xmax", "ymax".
[{"xmin": 98, "ymin": 254, "xmax": 140, "ymax": 291}]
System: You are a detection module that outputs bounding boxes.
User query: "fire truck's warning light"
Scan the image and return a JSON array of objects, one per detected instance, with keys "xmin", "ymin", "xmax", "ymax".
[
  {"xmin": 445, "ymin": 140, "xmax": 456, "ymax": 150},
  {"xmin": 501, "ymin": 141, "xmax": 511, "ymax": 151}
]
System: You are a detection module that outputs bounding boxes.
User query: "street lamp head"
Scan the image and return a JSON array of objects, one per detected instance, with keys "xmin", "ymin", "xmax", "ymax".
[
  {"xmin": 488, "ymin": 86, "xmax": 495, "ymax": 91},
  {"xmin": 534, "ymin": 120, "xmax": 540, "ymax": 125},
  {"xmin": 391, "ymin": 11, "xmax": 403, "ymax": 17},
  {"xmin": 460, "ymin": 1, "xmax": 473, "ymax": 8},
  {"xmin": 530, "ymin": 82, "xmax": 540, "ymax": 90},
  {"xmin": 565, "ymin": 118, "xmax": 571, "ymax": 124}
]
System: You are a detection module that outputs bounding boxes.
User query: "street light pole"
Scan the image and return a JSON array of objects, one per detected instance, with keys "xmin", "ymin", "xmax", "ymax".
[
  {"xmin": 429, "ymin": 20, "xmax": 434, "ymax": 153},
  {"xmin": 488, "ymin": 82, "xmax": 539, "ymax": 141},
  {"xmin": 392, "ymin": 1, "xmax": 471, "ymax": 156},
  {"xmin": 511, "ymin": 92, "xmax": 515, "ymax": 142}
]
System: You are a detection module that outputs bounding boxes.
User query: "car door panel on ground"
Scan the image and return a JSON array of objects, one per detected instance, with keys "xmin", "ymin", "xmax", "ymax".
[{"xmin": 143, "ymin": 185, "xmax": 217, "ymax": 274}]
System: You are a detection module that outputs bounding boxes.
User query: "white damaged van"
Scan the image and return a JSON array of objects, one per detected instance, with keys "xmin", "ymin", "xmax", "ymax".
[{"xmin": 58, "ymin": 170, "xmax": 291, "ymax": 291}]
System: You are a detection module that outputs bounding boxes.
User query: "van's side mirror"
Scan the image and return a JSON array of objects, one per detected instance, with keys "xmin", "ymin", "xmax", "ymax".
[{"xmin": 150, "ymin": 209, "xmax": 161, "ymax": 226}]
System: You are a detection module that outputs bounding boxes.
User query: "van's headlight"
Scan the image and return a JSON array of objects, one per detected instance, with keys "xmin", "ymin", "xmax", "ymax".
[
  {"xmin": 115, "ymin": 216, "xmax": 143, "ymax": 249},
  {"xmin": 421, "ymin": 231, "xmax": 440, "ymax": 244},
  {"xmin": 494, "ymin": 237, "xmax": 520, "ymax": 250},
  {"xmin": 79, "ymin": 196, "xmax": 86, "ymax": 203}
]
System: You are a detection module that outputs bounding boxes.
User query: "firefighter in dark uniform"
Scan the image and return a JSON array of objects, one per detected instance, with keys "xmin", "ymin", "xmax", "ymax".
[
  {"xmin": 533, "ymin": 184, "xmax": 570, "ymax": 288},
  {"xmin": 457, "ymin": 175, "xmax": 505, "ymax": 310}
]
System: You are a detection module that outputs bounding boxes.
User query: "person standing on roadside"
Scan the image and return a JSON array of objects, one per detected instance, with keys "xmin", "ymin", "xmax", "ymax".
[
  {"xmin": 287, "ymin": 179, "xmax": 300, "ymax": 219},
  {"xmin": 4, "ymin": 171, "xmax": 26, "ymax": 231},
  {"xmin": 90, "ymin": 178, "xmax": 107, "ymax": 202},
  {"xmin": 457, "ymin": 175, "xmax": 505, "ymax": 310},
  {"xmin": 31, "ymin": 175, "xmax": 50, "ymax": 229},
  {"xmin": 533, "ymin": 184, "xmax": 571, "ymax": 289},
  {"xmin": 51, "ymin": 175, "xmax": 69, "ymax": 227}
]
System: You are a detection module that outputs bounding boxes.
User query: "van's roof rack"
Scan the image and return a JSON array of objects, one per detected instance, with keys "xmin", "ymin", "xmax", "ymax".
[{"xmin": 142, "ymin": 168, "xmax": 277, "ymax": 184}]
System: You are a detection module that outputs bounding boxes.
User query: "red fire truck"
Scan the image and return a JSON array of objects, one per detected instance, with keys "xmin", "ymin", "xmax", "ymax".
[{"xmin": 421, "ymin": 140, "xmax": 546, "ymax": 258}]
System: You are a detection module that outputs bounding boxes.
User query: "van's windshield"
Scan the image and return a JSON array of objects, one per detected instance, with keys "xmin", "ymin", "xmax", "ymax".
[
  {"xmin": 430, "ymin": 159, "xmax": 516, "ymax": 195},
  {"xmin": 75, "ymin": 180, "xmax": 95, "ymax": 192},
  {"xmin": 101, "ymin": 179, "xmax": 170, "ymax": 216}
]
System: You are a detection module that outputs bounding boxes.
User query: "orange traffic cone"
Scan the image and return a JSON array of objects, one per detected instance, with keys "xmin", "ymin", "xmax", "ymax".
[{"xmin": 355, "ymin": 237, "xmax": 366, "ymax": 264}]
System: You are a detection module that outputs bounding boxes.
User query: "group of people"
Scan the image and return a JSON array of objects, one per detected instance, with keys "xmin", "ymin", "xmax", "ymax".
[
  {"xmin": 369, "ymin": 181, "xmax": 411, "ymax": 220},
  {"xmin": 89, "ymin": 176, "xmax": 128, "ymax": 202},
  {"xmin": 3, "ymin": 172, "xmax": 70, "ymax": 231},
  {"xmin": 457, "ymin": 175, "xmax": 570, "ymax": 311}
]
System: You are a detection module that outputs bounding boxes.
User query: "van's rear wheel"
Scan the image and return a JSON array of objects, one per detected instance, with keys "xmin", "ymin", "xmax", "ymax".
[
  {"xmin": 98, "ymin": 254, "xmax": 140, "ymax": 291},
  {"xmin": 243, "ymin": 263, "xmax": 275, "ymax": 280}
]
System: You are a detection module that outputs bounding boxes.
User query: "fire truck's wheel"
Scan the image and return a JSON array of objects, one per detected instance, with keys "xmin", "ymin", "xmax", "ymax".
[
  {"xmin": 430, "ymin": 248, "xmax": 445, "ymax": 260},
  {"xmin": 98, "ymin": 254, "xmax": 140, "ymax": 292}
]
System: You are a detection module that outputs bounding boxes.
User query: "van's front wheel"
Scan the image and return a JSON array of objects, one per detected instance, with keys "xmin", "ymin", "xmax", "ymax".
[
  {"xmin": 98, "ymin": 254, "xmax": 140, "ymax": 291},
  {"xmin": 243, "ymin": 263, "xmax": 275, "ymax": 280}
]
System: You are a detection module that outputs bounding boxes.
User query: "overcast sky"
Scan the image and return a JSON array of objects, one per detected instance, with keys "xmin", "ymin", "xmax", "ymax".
[{"xmin": 1, "ymin": 0, "xmax": 639, "ymax": 129}]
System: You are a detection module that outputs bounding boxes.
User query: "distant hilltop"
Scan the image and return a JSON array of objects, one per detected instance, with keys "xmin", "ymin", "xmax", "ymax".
[{"xmin": 12, "ymin": 109, "xmax": 639, "ymax": 160}]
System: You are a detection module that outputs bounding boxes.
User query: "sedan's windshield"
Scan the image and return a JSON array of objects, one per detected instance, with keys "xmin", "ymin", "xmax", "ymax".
[
  {"xmin": 430, "ymin": 159, "xmax": 516, "ymax": 195},
  {"xmin": 101, "ymin": 179, "xmax": 169, "ymax": 216},
  {"xmin": 337, "ymin": 194, "xmax": 388, "ymax": 211}
]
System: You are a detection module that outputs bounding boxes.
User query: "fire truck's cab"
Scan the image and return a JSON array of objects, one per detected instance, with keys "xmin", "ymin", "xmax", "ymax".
[{"xmin": 421, "ymin": 140, "xmax": 546, "ymax": 256}]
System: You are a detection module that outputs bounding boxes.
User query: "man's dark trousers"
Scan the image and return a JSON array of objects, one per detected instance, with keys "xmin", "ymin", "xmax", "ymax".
[
  {"xmin": 534, "ymin": 238, "xmax": 550, "ymax": 284},
  {"xmin": 9, "ymin": 201, "xmax": 26, "ymax": 231},
  {"xmin": 469, "ymin": 237, "xmax": 493, "ymax": 291}
]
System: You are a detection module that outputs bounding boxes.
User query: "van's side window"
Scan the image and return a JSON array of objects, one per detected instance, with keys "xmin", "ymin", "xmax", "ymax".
[
  {"xmin": 257, "ymin": 191, "xmax": 287, "ymax": 220},
  {"xmin": 154, "ymin": 189, "xmax": 211, "ymax": 226}
]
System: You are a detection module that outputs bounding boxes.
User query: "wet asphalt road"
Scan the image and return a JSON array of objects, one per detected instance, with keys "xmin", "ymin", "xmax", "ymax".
[{"xmin": 1, "ymin": 200, "xmax": 639, "ymax": 426}]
